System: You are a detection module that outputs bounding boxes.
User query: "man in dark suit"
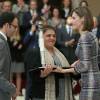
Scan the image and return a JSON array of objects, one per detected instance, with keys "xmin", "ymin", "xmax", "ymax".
[
  {"xmin": 23, "ymin": 19, "xmax": 43, "ymax": 100},
  {"xmin": 22, "ymin": 0, "xmax": 40, "ymax": 33},
  {"xmin": 56, "ymin": 17, "xmax": 80, "ymax": 64},
  {"xmin": 0, "ymin": 12, "xmax": 17, "ymax": 100}
]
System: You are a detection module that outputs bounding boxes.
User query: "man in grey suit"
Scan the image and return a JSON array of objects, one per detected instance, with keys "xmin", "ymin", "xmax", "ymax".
[{"xmin": 0, "ymin": 12, "xmax": 17, "ymax": 100}]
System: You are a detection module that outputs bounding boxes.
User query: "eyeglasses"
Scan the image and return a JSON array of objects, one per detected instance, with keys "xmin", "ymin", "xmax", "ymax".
[{"xmin": 10, "ymin": 24, "xmax": 18, "ymax": 29}]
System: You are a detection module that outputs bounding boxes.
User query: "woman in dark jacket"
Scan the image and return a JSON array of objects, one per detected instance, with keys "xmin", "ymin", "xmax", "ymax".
[{"xmin": 24, "ymin": 26, "xmax": 73, "ymax": 100}]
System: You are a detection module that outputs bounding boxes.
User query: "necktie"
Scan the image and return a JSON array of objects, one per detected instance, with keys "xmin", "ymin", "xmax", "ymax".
[{"xmin": 69, "ymin": 26, "xmax": 72, "ymax": 36}]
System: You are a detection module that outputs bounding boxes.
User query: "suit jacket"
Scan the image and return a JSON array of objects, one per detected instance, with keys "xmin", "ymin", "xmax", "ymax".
[
  {"xmin": 22, "ymin": 10, "xmax": 41, "ymax": 32},
  {"xmin": 56, "ymin": 26, "xmax": 80, "ymax": 64},
  {"xmin": 22, "ymin": 11, "xmax": 32, "ymax": 31},
  {"xmin": 24, "ymin": 47, "xmax": 45, "ymax": 98},
  {"xmin": 0, "ymin": 34, "xmax": 16, "ymax": 100},
  {"xmin": 23, "ymin": 31, "xmax": 39, "ymax": 49}
]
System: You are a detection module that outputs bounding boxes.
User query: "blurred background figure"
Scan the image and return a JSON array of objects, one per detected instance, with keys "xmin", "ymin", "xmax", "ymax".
[
  {"xmin": 12, "ymin": 0, "xmax": 28, "ymax": 39},
  {"xmin": 97, "ymin": 13, "xmax": 100, "ymax": 69},
  {"xmin": 92, "ymin": 16, "xmax": 98, "ymax": 36},
  {"xmin": 47, "ymin": 6, "xmax": 65, "ymax": 29},
  {"xmin": 9, "ymin": 19, "xmax": 25, "ymax": 96},
  {"xmin": 38, "ymin": 0, "xmax": 51, "ymax": 20},
  {"xmin": 0, "ymin": 0, "xmax": 3, "ymax": 14},
  {"xmin": 12, "ymin": 0, "xmax": 28, "ymax": 26},
  {"xmin": 61, "ymin": 0, "xmax": 72, "ymax": 19},
  {"xmin": 97, "ymin": 13, "xmax": 100, "ymax": 45},
  {"xmin": 22, "ymin": 0, "xmax": 40, "ymax": 33},
  {"xmin": 2, "ymin": 0, "xmax": 12, "ymax": 12},
  {"xmin": 56, "ymin": 16, "xmax": 80, "ymax": 65},
  {"xmin": 22, "ymin": 16, "xmax": 47, "ymax": 54},
  {"xmin": 79, "ymin": 0, "xmax": 88, "ymax": 7}
]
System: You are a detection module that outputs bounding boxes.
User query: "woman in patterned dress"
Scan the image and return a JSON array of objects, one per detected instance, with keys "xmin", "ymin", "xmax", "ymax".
[{"xmin": 53, "ymin": 7, "xmax": 100, "ymax": 100}]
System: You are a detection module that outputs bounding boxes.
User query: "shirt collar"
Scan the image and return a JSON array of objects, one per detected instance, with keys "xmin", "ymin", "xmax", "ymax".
[
  {"xmin": 66, "ymin": 25, "xmax": 72, "ymax": 34},
  {"xmin": 0, "ymin": 31, "xmax": 7, "ymax": 41},
  {"xmin": 30, "ymin": 9, "xmax": 37, "ymax": 15}
]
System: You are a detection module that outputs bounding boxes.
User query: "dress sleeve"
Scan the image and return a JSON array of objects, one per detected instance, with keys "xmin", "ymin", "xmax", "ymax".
[{"xmin": 74, "ymin": 35, "xmax": 92, "ymax": 73}]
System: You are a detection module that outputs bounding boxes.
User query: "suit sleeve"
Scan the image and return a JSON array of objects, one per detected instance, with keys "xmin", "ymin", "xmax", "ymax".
[
  {"xmin": 24, "ymin": 48, "xmax": 41, "ymax": 70},
  {"xmin": 24, "ymin": 48, "xmax": 42, "ymax": 79},
  {"xmin": 0, "ymin": 42, "xmax": 16, "ymax": 96},
  {"xmin": 56, "ymin": 29, "xmax": 66, "ymax": 47}
]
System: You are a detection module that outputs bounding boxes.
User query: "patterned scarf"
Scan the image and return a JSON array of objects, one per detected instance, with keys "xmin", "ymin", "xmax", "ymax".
[{"xmin": 44, "ymin": 47, "xmax": 73, "ymax": 100}]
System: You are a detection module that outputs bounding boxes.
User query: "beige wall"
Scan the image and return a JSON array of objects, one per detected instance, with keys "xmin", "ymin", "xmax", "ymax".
[
  {"xmin": 72, "ymin": 0, "xmax": 100, "ymax": 16},
  {"xmin": 86, "ymin": 0, "xmax": 100, "ymax": 16},
  {"xmin": 72, "ymin": 0, "xmax": 81, "ymax": 8}
]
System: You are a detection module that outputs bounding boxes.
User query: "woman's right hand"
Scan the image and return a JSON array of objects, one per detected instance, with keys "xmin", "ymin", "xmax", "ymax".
[
  {"xmin": 71, "ymin": 60, "xmax": 80, "ymax": 67},
  {"xmin": 40, "ymin": 64, "xmax": 54, "ymax": 77}
]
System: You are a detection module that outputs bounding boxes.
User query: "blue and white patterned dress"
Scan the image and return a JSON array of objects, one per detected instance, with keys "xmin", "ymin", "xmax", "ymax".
[{"xmin": 74, "ymin": 32, "xmax": 100, "ymax": 100}]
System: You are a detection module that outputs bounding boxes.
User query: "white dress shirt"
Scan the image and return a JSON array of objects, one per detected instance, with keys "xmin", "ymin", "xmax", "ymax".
[
  {"xmin": 0, "ymin": 31, "xmax": 7, "ymax": 41},
  {"xmin": 66, "ymin": 25, "xmax": 72, "ymax": 36}
]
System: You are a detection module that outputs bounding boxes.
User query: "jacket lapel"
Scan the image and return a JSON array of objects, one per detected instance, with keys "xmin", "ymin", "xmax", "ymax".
[{"xmin": 0, "ymin": 34, "xmax": 12, "ymax": 63}]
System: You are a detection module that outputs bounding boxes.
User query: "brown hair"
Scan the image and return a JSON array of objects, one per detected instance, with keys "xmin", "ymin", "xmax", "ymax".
[{"xmin": 72, "ymin": 7, "xmax": 93, "ymax": 31}]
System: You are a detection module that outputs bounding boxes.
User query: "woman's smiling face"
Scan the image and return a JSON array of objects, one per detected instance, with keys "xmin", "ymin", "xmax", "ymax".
[{"xmin": 43, "ymin": 29, "xmax": 56, "ymax": 49}]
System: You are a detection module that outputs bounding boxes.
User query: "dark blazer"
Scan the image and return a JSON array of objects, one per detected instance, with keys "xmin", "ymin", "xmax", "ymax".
[
  {"xmin": 23, "ymin": 31, "xmax": 39, "ymax": 49},
  {"xmin": 56, "ymin": 26, "xmax": 80, "ymax": 64},
  {"xmin": 23, "ymin": 11, "xmax": 32, "ymax": 31},
  {"xmin": 24, "ymin": 47, "xmax": 45, "ymax": 98},
  {"xmin": 0, "ymin": 34, "xmax": 16, "ymax": 100},
  {"xmin": 22, "ymin": 10, "xmax": 41, "ymax": 32}
]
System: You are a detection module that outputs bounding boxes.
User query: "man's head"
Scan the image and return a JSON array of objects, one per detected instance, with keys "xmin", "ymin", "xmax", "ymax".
[
  {"xmin": 0, "ymin": 12, "xmax": 18, "ymax": 37},
  {"xmin": 2, "ymin": 0, "xmax": 12, "ymax": 12},
  {"xmin": 29, "ymin": 0, "xmax": 37, "ymax": 10}
]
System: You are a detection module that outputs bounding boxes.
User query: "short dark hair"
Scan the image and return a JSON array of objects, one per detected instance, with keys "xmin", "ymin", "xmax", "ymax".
[
  {"xmin": 72, "ymin": 7, "xmax": 93, "ymax": 31},
  {"xmin": 0, "ymin": 12, "xmax": 16, "ymax": 28}
]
